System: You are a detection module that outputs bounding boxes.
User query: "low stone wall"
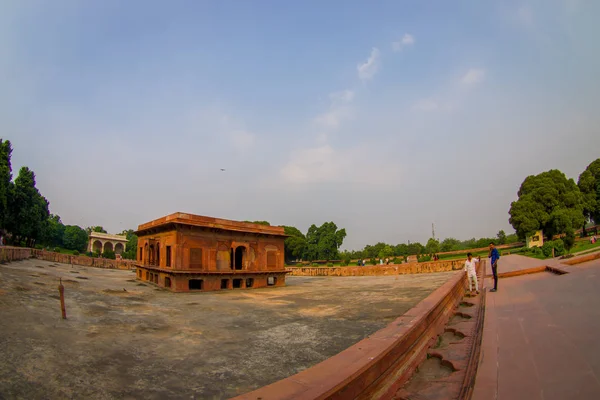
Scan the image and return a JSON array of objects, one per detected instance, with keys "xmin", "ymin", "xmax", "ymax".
[
  {"xmin": 234, "ymin": 261, "xmax": 486, "ymax": 400},
  {"xmin": 0, "ymin": 246, "xmax": 33, "ymax": 263},
  {"xmin": 32, "ymin": 250, "xmax": 137, "ymax": 270},
  {"xmin": 288, "ymin": 259, "xmax": 465, "ymax": 276},
  {"xmin": 562, "ymin": 251, "xmax": 600, "ymax": 266}
]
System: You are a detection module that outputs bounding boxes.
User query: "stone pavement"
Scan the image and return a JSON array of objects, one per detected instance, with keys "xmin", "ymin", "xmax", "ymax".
[
  {"xmin": 473, "ymin": 257, "xmax": 600, "ymax": 400},
  {"xmin": 484, "ymin": 254, "xmax": 546, "ymax": 277}
]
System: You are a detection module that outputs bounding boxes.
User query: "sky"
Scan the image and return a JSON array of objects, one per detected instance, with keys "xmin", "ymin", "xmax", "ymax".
[{"xmin": 2, "ymin": 0, "xmax": 599, "ymax": 250}]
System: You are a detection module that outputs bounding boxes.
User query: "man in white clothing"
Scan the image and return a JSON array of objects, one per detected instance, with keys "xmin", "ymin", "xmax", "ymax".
[{"xmin": 464, "ymin": 252, "xmax": 479, "ymax": 295}]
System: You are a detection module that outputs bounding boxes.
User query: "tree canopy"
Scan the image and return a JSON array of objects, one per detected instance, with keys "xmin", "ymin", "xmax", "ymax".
[
  {"xmin": 509, "ymin": 169, "xmax": 585, "ymax": 240},
  {"xmin": 578, "ymin": 158, "xmax": 600, "ymax": 225}
]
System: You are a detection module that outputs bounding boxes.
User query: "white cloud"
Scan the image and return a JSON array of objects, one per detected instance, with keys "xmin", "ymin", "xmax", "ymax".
[
  {"xmin": 461, "ymin": 68, "xmax": 486, "ymax": 85},
  {"xmin": 392, "ymin": 34, "xmax": 415, "ymax": 52},
  {"xmin": 280, "ymin": 145, "xmax": 402, "ymax": 185},
  {"xmin": 314, "ymin": 89, "xmax": 355, "ymax": 130},
  {"xmin": 357, "ymin": 48, "xmax": 381, "ymax": 81}
]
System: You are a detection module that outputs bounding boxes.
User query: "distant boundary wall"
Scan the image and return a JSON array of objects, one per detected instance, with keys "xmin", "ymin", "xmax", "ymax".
[
  {"xmin": 32, "ymin": 250, "xmax": 137, "ymax": 270},
  {"xmin": 287, "ymin": 258, "xmax": 466, "ymax": 276},
  {"xmin": 0, "ymin": 246, "xmax": 33, "ymax": 263}
]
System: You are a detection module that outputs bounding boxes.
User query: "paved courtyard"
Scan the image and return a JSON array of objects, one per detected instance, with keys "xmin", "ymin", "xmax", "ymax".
[{"xmin": 0, "ymin": 259, "xmax": 454, "ymax": 399}]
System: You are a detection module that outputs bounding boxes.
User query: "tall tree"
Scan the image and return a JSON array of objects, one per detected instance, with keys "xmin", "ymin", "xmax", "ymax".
[
  {"xmin": 42, "ymin": 214, "xmax": 65, "ymax": 248},
  {"xmin": 0, "ymin": 139, "xmax": 13, "ymax": 230},
  {"xmin": 577, "ymin": 158, "xmax": 600, "ymax": 225},
  {"xmin": 282, "ymin": 226, "xmax": 306, "ymax": 262},
  {"xmin": 7, "ymin": 167, "xmax": 49, "ymax": 243},
  {"xmin": 496, "ymin": 230, "xmax": 507, "ymax": 245},
  {"xmin": 304, "ymin": 222, "xmax": 346, "ymax": 260},
  {"xmin": 425, "ymin": 238, "xmax": 440, "ymax": 254},
  {"xmin": 120, "ymin": 229, "xmax": 138, "ymax": 259},
  {"xmin": 63, "ymin": 225, "xmax": 88, "ymax": 252},
  {"xmin": 509, "ymin": 169, "xmax": 585, "ymax": 240}
]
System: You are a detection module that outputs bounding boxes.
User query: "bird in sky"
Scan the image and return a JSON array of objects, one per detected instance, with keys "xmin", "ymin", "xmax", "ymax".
[{"xmin": 220, "ymin": 168, "xmax": 226, "ymax": 171}]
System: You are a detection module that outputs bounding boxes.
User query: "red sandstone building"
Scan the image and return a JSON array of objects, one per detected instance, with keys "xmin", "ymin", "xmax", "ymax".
[{"xmin": 135, "ymin": 212, "xmax": 288, "ymax": 292}]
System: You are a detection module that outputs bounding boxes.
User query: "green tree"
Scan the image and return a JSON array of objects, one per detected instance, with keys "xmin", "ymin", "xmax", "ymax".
[
  {"xmin": 7, "ymin": 167, "xmax": 49, "ymax": 244},
  {"xmin": 244, "ymin": 220, "xmax": 271, "ymax": 226},
  {"xmin": 497, "ymin": 230, "xmax": 507, "ymax": 245},
  {"xmin": 119, "ymin": 229, "xmax": 138, "ymax": 260},
  {"xmin": 0, "ymin": 139, "xmax": 13, "ymax": 230},
  {"xmin": 304, "ymin": 222, "xmax": 346, "ymax": 261},
  {"xmin": 282, "ymin": 226, "xmax": 306, "ymax": 262},
  {"xmin": 86, "ymin": 226, "xmax": 107, "ymax": 234},
  {"xmin": 378, "ymin": 245, "xmax": 394, "ymax": 259},
  {"xmin": 509, "ymin": 169, "xmax": 585, "ymax": 240},
  {"xmin": 42, "ymin": 214, "xmax": 65, "ymax": 248},
  {"xmin": 425, "ymin": 238, "xmax": 440, "ymax": 254},
  {"xmin": 440, "ymin": 238, "xmax": 461, "ymax": 252},
  {"xmin": 577, "ymin": 158, "xmax": 600, "ymax": 225},
  {"xmin": 63, "ymin": 225, "xmax": 88, "ymax": 252},
  {"xmin": 564, "ymin": 228, "xmax": 576, "ymax": 252}
]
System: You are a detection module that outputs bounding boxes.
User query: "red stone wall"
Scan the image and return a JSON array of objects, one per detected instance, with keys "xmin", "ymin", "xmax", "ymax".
[
  {"xmin": 32, "ymin": 250, "xmax": 136, "ymax": 270},
  {"xmin": 0, "ymin": 246, "xmax": 33, "ymax": 263},
  {"xmin": 288, "ymin": 259, "xmax": 466, "ymax": 276}
]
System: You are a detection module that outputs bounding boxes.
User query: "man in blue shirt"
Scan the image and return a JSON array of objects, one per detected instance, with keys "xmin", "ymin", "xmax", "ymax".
[{"xmin": 489, "ymin": 242, "xmax": 500, "ymax": 292}]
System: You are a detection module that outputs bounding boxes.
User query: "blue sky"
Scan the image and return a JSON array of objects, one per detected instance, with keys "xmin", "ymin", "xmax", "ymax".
[{"xmin": 2, "ymin": 0, "xmax": 599, "ymax": 250}]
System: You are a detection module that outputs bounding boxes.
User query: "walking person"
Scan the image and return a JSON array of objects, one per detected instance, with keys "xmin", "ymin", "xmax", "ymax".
[
  {"xmin": 464, "ymin": 253, "xmax": 479, "ymax": 295},
  {"xmin": 489, "ymin": 242, "xmax": 500, "ymax": 292}
]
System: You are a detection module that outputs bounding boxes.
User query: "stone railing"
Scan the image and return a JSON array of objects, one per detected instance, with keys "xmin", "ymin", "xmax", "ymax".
[
  {"xmin": 0, "ymin": 246, "xmax": 33, "ymax": 263},
  {"xmin": 31, "ymin": 250, "xmax": 137, "ymax": 270},
  {"xmin": 287, "ymin": 259, "xmax": 466, "ymax": 276},
  {"xmin": 235, "ymin": 260, "xmax": 486, "ymax": 399}
]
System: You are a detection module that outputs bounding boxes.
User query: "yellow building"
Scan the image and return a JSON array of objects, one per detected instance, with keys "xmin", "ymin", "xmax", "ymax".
[{"xmin": 527, "ymin": 230, "xmax": 544, "ymax": 248}]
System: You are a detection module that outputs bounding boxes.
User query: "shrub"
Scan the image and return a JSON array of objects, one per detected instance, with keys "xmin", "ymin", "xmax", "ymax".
[
  {"xmin": 340, "ymin": 259, "xmax": 349, "ymax": 266},
  {"xmin": 370, "ymin": 258, "xmax": 377, "ymax": 265},
  {"xmin": 418, "ymin": 255, "xmax": 432, "ymax": 262},
  {"xmin": 553, "ymin": 239, "xmax": 565, "ymax": 256},
  {"xmin": 541, "ymin": 242, "xmax": 554, "ymax": 257},
  {"xmin": 327, "ymin": 262, "xmax": 334, "ymax": 267},
  {"xmin": 102, "ymin": 250, "xmax": 116, "ymax": 260},
  {"xmin": 392, "ymin": 257, "xmax": 401, "ymax": 264},
  {"xmin": 73, "ymin": 250, "xmax": 80, "ymax": 256},
  {"xmin": 54, "ymin": 247, "xmax": 61, "ymax": 253},
  {"xmin": 86, "ymin": 251, "xmax": 93, "ymax": 257}
]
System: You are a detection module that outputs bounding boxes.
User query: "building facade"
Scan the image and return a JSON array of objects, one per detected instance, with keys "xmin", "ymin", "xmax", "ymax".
[
  {"xmin": 135, "ymin": 212, "xmax": 288, "ymax": 292},
  {"xmin": 88, "ymin": 232, "xmax": 128, "ymax": 255}
]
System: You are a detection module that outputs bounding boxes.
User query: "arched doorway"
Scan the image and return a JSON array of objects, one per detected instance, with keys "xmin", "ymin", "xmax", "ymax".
[
  {"xmin": 234, "ymin": 246, "xmax": 245, "ymax": 270},
  {"xmin": 115, "ymin": 243, "xmax": 124, "ymax": 255},
  {"xmin": 103, "ymin": 242, "xmax": 114, "ymax": 253},
  {"xmin": 93, "ymin": 240, "xmax": 103, "ymax": 254}
]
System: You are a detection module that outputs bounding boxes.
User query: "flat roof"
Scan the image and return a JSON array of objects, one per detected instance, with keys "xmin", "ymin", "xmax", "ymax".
[
  {"xmin": 89, "ymin": 232, "xmax": 128, "ymax": 242},
  {"xmin": 136, "ymin": 212, "xmax": 287, "ymax": 237}
]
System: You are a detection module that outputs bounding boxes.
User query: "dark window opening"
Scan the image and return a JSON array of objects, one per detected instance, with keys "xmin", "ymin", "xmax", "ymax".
[
  {"xmin": 139, "ymin": 247, "xmax": 143, "ymax": 261},
  {"xmin": 156, "ymin": 245, "xmax": 160, "ymax": 267},
  {"xmin": 230, "ymin": 248, "xmax": 234, "ymax": 269},
  {"xmin": 165, "ymin": 277, "xmax": 171, "ymax": 288},
  {"xmin": 189, "ymin": 279, "xmax": 203, "ymax": 290},
  {"xmin": 233, "ymin": 279, "xmax": 243, "ymax": 289},
  {"xmin": 234, "ymin": 246, "xmax": 245, "ymax": 270},
  {"xmin": 166, "ymin": 246, "xmax": 172, "ymax": 267},
  {"xmin": 246, "ymin": 278, "xmax": 254, "ymax": 288},
  {"xmin": 145, "ymin": 271, "xmax": 149, "ymax": 280},
  {"xmin": 221, "ymin": 279, "xmax": 229, "ymax": 289},
  {"xmin": 267, "ymin": 276, "xmax": 276, "ymax": 286},
  {"xmin": 154, "ymin": 274, "xmax": 158, "ymax": 284}
]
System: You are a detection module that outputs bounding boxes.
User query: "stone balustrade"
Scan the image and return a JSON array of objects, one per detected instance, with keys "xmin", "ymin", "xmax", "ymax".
[
  {"xmin": 287, "ymin": 259, "xmax": 466, "ymax": 276},
  {"xmin": 31, "ymin": 250, "xmax": 137, "ymax": 270}
]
